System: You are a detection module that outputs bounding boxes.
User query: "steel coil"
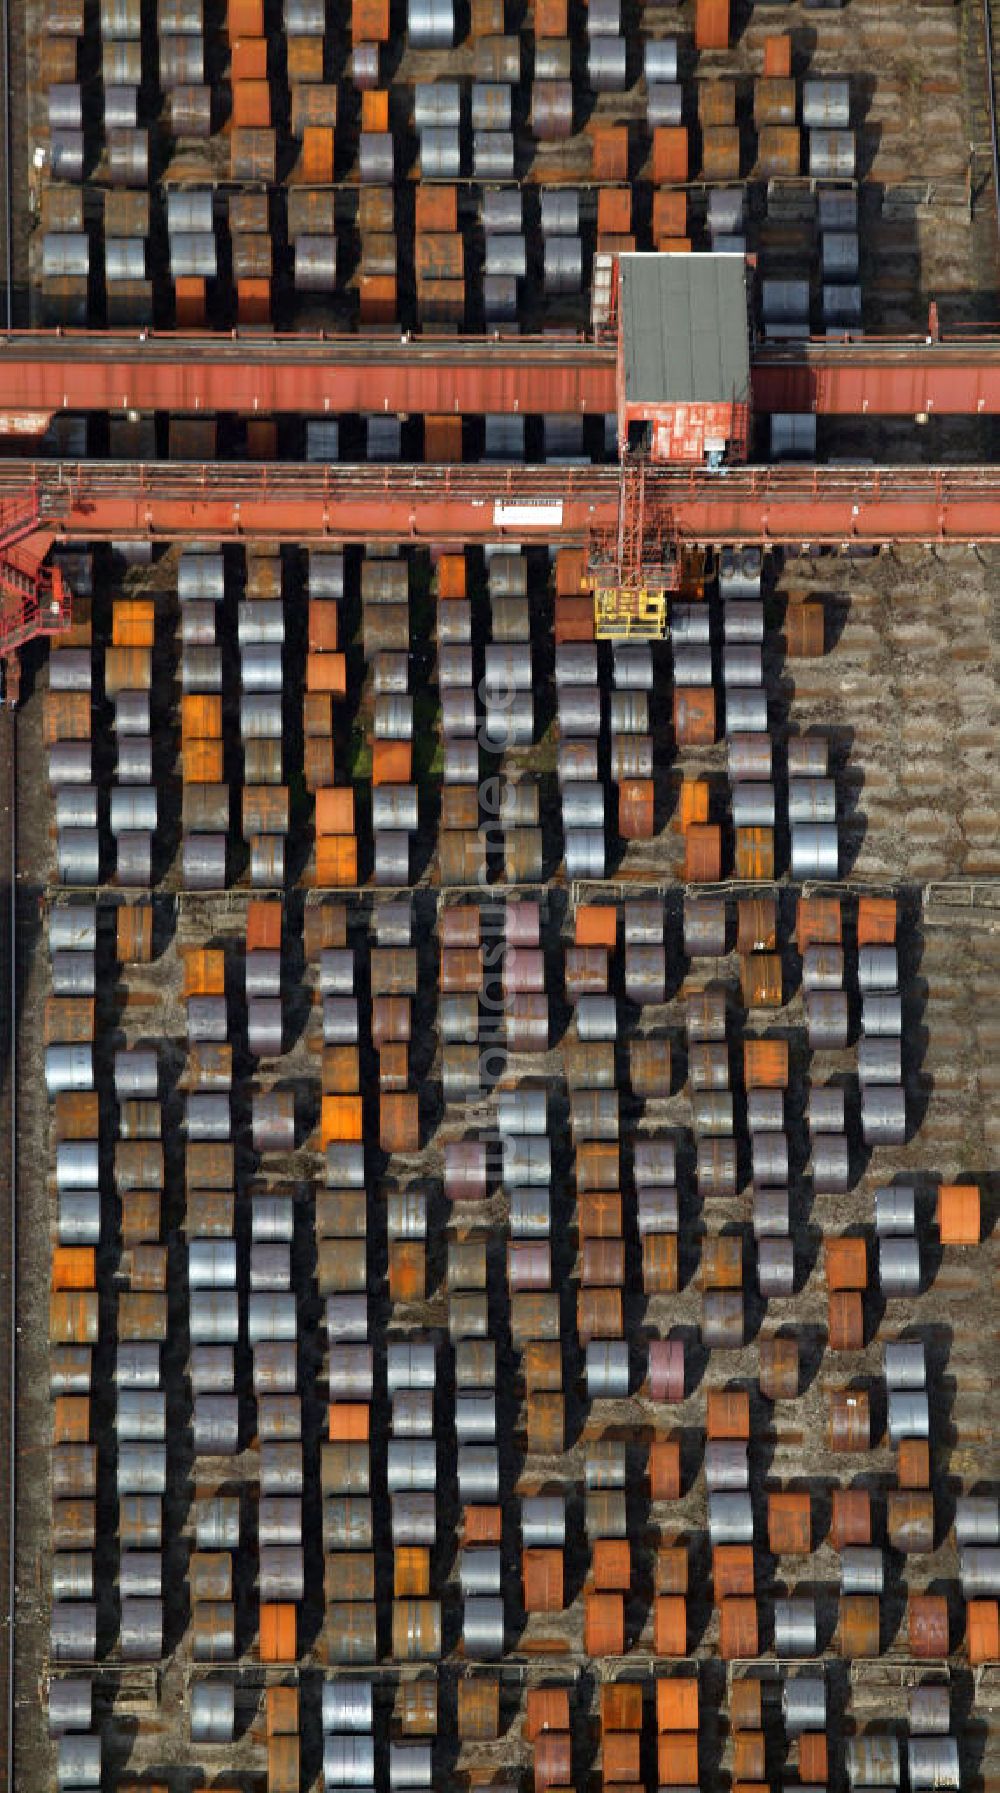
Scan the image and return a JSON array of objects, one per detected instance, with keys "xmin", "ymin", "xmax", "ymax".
[
  {"xmin": 462, "ymin": 1597, "xmax": 503, "ymax": 1660},
  {"xmin": 589, "ymin": 35, "xmax": 627, "ymax": 90},
  {"xmin": 647, "ymin": 82, "xmax": 683, "ymax": 126},
  {"xmin": 860, "ymin": 1032, "xmax": 906, "ymax": 1082},
  {"xmin": 408, "ymin": 0, "xmax": 453, "ymax": 44},
  {"xmin": 117, "ymin": 739, "xmax": 152, "ymax": 783},
  {"xmin": 706, "ymin": 1440, "xmax": 748, "ymax": 1491},
  {"xmin": 782, "ymin": 1675, "xmax": 826, "ymax": 1734},
  {"xmin": 48, "ymin": 1679, "xmax": 93, "ymax": 1734},
  {"xmin": 758, "ymin": 1237, "xmax": 794, "ymax": 1297},
  {"xmin": 543, "ymin": 237, "xmax": 583, "ymax": 294},
  {"xmin": 878, "ymin": 1235, "xmax": 920, "ymax": 1294},
  {"xmin": 861, "ymin": 1085, "xmax": 906, "ymax": 1145},
  {"xmin": 586, "ymin": 1340, "xmax": 629, "ymax": 1399},
  {"xmin": 190, "ymin": 1347, "xmax": 234, "ymax": 1393},
  {"xmin": 887, "ymin": 1388, "xmax": 929, "ymax": 1443},
  {"xmin": 182, "ymin": 834, "xmax": 226, "ymax": 891},
  {"xmin": 753, "ymin": 1187, "xmax": 789, "ymax": 1238},
  {"xmin": 725, "ymin": 688, "xmax": 768, "ymax": 734},
  {"xmin": 956, "ymin": 1497, "xmax": 1000, "ymax": 1545},
  {"xmin": 846, "ymin": 1737, "xmax": 900, "ymax": 1788},
  {"xmin": 775, "ymin": 1597, "xmax": 817, "ymax": 1656},
  {"xmin": 908, "ymin": 1740, "xmax": 960, "ymax": 1791},
  {"xmin": 48, "ymin": 745, "xmax": 92, "ymax": 789},
  {"xmin": 391, "ymin": 1492, "xmax": 436, "ymax": 1547},
  {"xmin": 565, "ymin": 830, "xmax": 605, "ymax": 880},
  {"xmin": 809, "ymin": 128, "xmax": 856, "ymax": 178},
  {"xmin": 708, "ymin": 1490, "xmax": 753, "ymax": 1544},
  {"xmin": 805, "ymin": 991, "xmax": 848, "ymax": 1048}
]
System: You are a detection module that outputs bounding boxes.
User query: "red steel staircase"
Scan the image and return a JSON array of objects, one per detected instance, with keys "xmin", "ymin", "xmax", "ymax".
[{"xmin": 0, "ymin": 490, "xmax": 68, "ymax": 701}]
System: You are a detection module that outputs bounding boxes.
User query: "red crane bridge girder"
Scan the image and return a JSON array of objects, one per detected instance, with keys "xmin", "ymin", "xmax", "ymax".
[
  {"xmin": 6, "ymin": 332, "xmax": 1000, "ymax": 423},
  {"xmin": 18, "ymin": 461, "xmax": 1000, "ymax": 546},
  {"xmin": 0, "ymin": 333, "xmax": 617, "ymax": 421}
]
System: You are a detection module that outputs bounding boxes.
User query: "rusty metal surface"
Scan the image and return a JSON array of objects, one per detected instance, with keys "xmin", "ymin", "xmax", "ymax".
[
  {"xmin": 7, "ymin": 330, "xmax": 1000, "ymax": 422},
  {"xmin": 3, "ymin": 460, "xmax": 1000, "ymax": 547}
]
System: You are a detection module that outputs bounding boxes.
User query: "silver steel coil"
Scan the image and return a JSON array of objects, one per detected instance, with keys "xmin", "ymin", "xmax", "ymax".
[
  {"xmin": 117, "ymin": 1444, "xmax": 167, "ymax": 1495},
  {"xmin": 728, "ymin": 734, "xmax": 772, "ymax": 781},
  {"xmin": 543, "ymin": 237, "xmax": 583, "ymax": 294},
  {"xmin": 391, "ymin": 1492, "xmax": 436, "ymax": 1547},
  {"xmin": 701, "ymin": 1289, "xmax": 743, "ymax": 1348},
  {"xmin": 248, "ymin": 997, "xmax": 283, "ymax": 1056},
  {"xmin": 51, "ymin": 1553, "xmax": 93, "ymax": 1601},
  {"xmin": 50, "ymin": 1604, "xmax": 97, "ymax": 1663},
  {"xmin": 732, "ymin": 783, "xmax": 776, "ymax": 828},
  {"xmin": 683, "ymin": 896, "xmax": 726, "ymax": 956},
  {"xmin": 809, "ymin": 128, "xmax": 856, "ymax": 178},
  {"xmin": 672, "ymin": 645, "xmax": 712, "ymax": 687},
  {"xmin": 323, "ymin": 1735, "xmax": 376, "ymax": 1785},
  {"xmin": 418, "ymin": 126, "xmax": 459, "ymax": 178},
  {"xmin": 956, "ymin": 1497, "xmax": 1000, "ymax": 1546},
  {"xmin": 48, "ymin": 1678, "xmax": 93, "ymax": 1734},
  {"xmin": 805, "ymin": 991, "xmax": 848, "ymax": 1048},
  {"xmin": 647, "ymin": 82, "xmax": 683, "ymax": 125},
  {"xmin": 585, "ymin": 1340, "xmax": 629, "ymax": 1399},
  {"xmin": 802, "ymin": 945, "xmax": 845, "ymax": 992},
  {"xmin": 887, "ymin": 1388, "xmax": 929, "ymax": 1443},
  {"xmin": 861, "ymin": 994, "xmax": 902, "ymax": 1037},
  {"xmin": 858, "ymin": 1040, "xmax": 902, "ymax": 1085},
  {"xmin": 557, "ymin": 687, "xmax": 601, "ymax": 734},
  {"xmin": 636, "ymin": 1188, "xmax": 678, "ymax": 1236},
  {"xmin": 58, "ymin": 1192, "xmax": 100, "ymax": 1245},
  {"xmin": 392, "ymin": 1391, "xmax": 434, "ymax": 1438},
  {"xmin": 752, "ymin": 1131, "xmax": 789, "ymax": 1185},
  {"xmin": 748, "ymin": 1089, "xmax": 783, "ymax": 1132},
  {"xmin": 45, "ymin": 1047, "xmax": 93, "ymax": 1097},
  {"xmin": 808, "ymin": 1086, "xmax": 845, "ymax": 1133},
  {"xmin": 752, "ymin": 1186, "xmax": 789, "ymax": 1238},
  {"xmin": 708, "ymin": 1490, "xmax": 753, "ymax": 1544},
  {"xmin": 723, "ymin": 644, "xmax": 762, "ymax": 687},
  {"xmin": 908, "ymin": 1740, "xmax": 960, "ymax": 1791},
  {"xmin": 878, "ymin": 1235, "xmax": 919, "ymax": 1294},
  {"xmin": 521, "ymin": 1495, "xmax": 565, "ymax": 1547},
  {"xmin": 561, "ymin": 783, "xmax": 605, "ymax": 829},
  {"xmin": 51, "ymin": 946, "xmax": 96, "ymax": 993},
  {"xmin": 635, "ymin": 1138, "xmax": 677, "ymax": 1186},
  {"xmin": 811, "ymin": 1133, "xmax": 849, "ymax": 1193},
  {"xmin": 115, "ymin": 831, "xmax": 152, "ymax": 887},
  {"xmin": 458, "ymin": 1445, "xmax": 499, "ymax": 1502},
  {"xmin": 190, "ymin": 1681, "xmax": 234, "ymax": 1743},
  {"xmin": 321, "ymin": 1680, "xmax": 374, "ymax": 1733},
  {"xmin": 186, "ymin": 1093, "xmax": 231, "ymax": 1142},
  {"xmin": 724, "ymin": 602, "xmax": 765, "ymax": 644},
  {"xmin": 120, "ymin": 1551, "xmax": 161, "ymax": 1598},
  {"xmin": 874, "ymin": 1186, "xmax": 916, "ymax": 1234},
  {"xmin": 389, "ymin": 1742, "xmax": 433, "ymax": 1789},
  {"xmin": 190, "ymin": 1347, "xmax": 234, "ymax": 1394},
  {"xmin": 182, "ymin": 834, "xmax": 226, "ymax": 891},
  {"xmin": 775, "ymin": 1597, "xmax": 818, "ymax": 1656},
  {"xmin": 57, "ymin": 829, "xmax": 99, "ymax": 886},
  {"xmin": 253, "ymin": 1343, "xmax": 297, "ymax": 1395},
  {"xmin": 239, "ymin": 644, "xmax": 283, "ymax": 692},
  {"xmin": 884, "ymin": 1340, "xmax": 925, "ymax": 1388},
  {"xmin": 589, "ymin": 35, "xmax": 627, "ymax": 90},
  {"xmin": 557, "ymin": 740, "xmax": 599, "ymax": 784},
  {"xmin": 846, "ymin": 1737, "xmax": 900, "ymax": 1788},
  {"xmin": 188, "ymin": 1239, "xmax": 236, "ymax": 1289},
  {"xmin": 565, "ymin": 830, "xmax": 605, "ymax": 880},
  {"xmin": 56, "ymin": 1140, "xmax": 98, "ymax": 1191},
  {"xmin": 788, "ymin": 779, "xmax": 837, "ymax": 824},
  {"xmin": 725, "ymin": 688, "xmax": 768, "ymax": 734},
  {"xmin": 322, "ymin": 998, "xmax": 359, "ymax": 1045},
  {"xmin": 48, "ymin": 745, "xmax": 92, "ymax": 789},
  {"xmin": 115, "ymin": 690, "xmax": 150, "ymax": 733},
  {"xmin": 705, "ymin": 1440, "xmax": 748, "ymax": 1491},
  {"xmin": 841, "ymin": 1546, "xmax": 884, "ymax": 1593},
  {"xmin": 189, "ymin": 1292, "xmax": 239, "ymax": 1344},
  {"xmin": 463, "ymin": 1597, "xmax": 504, "ymax": 1660},
  {"xmin": 803, "ymin": 79, "xmax": 851, "ymax": 128},
  {"xmin": 782, "ymin": 1676, "xmax": 826, "ymax": 1734},
  {"xmin": 758, "ymin": 1237, "xmax": 794, "ymax": 1297},
  {"xmin": 609, "ymin": 689, "xmax": 648, "ymax": 734},
  {"xmin": 909, "ymin": 1687, "xmax": 951, "ymax": 1735},
  {"xmin": 117, "ymin": 1390, "xmax": 166, "ymax": 1439},
  {"xmin": 193, "ymin": 1497, "xmax": 239, "ymax": 1549},
  {"xmin": 117, "ymin": 739, "xmax": 152, "ymax": 783},
  {"xmin": 786, "ymin": 737, "xmax": 829, "ymax": 778}
]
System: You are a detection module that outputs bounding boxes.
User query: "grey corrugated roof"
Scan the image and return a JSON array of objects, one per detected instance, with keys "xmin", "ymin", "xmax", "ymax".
[{"xmin": 620, "ymin": 253, "xmax": 750, "ymax": 406}]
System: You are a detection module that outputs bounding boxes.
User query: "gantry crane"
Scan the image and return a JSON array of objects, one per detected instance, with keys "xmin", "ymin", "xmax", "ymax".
[{"xmin": 3, "ymin": 250, "xmax": 1000, "ymax": 675}]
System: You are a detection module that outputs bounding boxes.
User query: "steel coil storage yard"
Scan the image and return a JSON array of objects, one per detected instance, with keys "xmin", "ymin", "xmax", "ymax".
[
  {"xmin": 5, "ymin": 0, "xmax": 998, "ymax": 1788},
  {"xmin": 31, "ymin": 529, "xmax": 996, "ymax": 1787}
]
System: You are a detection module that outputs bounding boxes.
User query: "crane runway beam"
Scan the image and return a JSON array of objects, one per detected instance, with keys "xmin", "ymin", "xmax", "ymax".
[
  {"xmin": 9, "ymin": 459, "xmax": 1000, "ymax": 547},
  {"xmin": 3, "ymin": 330, "xmax": 1000, "ymax": 425}
]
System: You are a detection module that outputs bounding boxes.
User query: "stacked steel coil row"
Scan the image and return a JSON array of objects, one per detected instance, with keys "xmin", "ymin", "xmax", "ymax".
[{"xmin": 37, "ymin": 1, "xmax": 870, "ymax": 333}]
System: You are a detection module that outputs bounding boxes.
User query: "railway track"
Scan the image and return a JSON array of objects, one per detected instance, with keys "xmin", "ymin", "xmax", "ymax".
[{"xmin": 0, "ymin": 701, "xmax": 16, "ymax": 1793}]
